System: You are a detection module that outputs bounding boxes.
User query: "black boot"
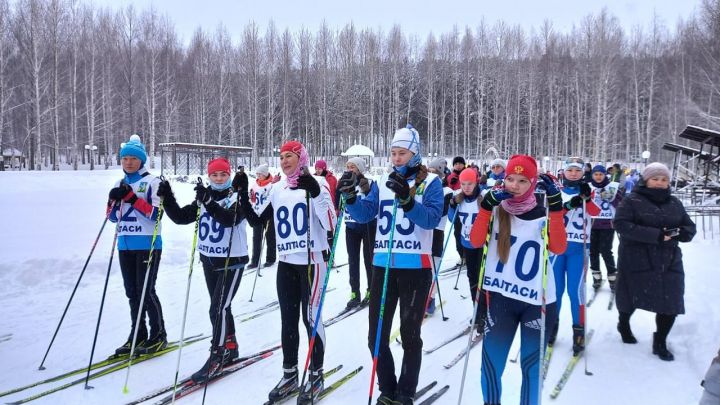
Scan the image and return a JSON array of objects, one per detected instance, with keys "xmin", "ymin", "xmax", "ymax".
[
  {"xmin": 653, "ymin": 332, "xmax": 674, "ymax": 361},
  {"xmin": 548, "ymin": 321, "xmax": 559, "ymax": 346},
  {"xmin": 608, "ymin": 272, "xmax": 617, "ymax": 291},
  {"xmin": 394, "ymin": 393, "xmax": 414, "ymax": 405},
  {"xmin": 247, "ymin": 262, "xmax": 259, "ymax": 270},
  {"xmin": 115, "ymin": 328, "xmax": 147, "ymax": 356},
  {"xmin": 137, "ymin": 330, "xmax": 167, "ymax": 355},
  {"xmin": 592, "ymin": 270, "xmax": 602, "ymax": 290},
  {"xmin": 572, "ymin": 325, "xmax": 585, "ymax": 355},
  {"xmin": 224, "ymin": 334, "xmax": 239, "ymax": 360},
  {"xmin": 268, "ymin": 366, "xmax": 299, "ymax": 402},
  {"xmin": 191, "ymin": 347, "xmax": 230, "ymax": 383},
  {"xmin": 376, "ymin": 393, "xmax": 396, "ymax": 405},
  {"xmin": 297, "ymin": 369, "xmax": 324, "ymax": 404},
  {"xmin": 263, "ymin": 261, "xmax": 276, "ymax": 268},
  {"xmin": 617, "ymin": 321, "xmax": 637, "ymax": 344},
  {"xmin": 346, "ymin": 291, "xmax": 361, "ymax": 309}
]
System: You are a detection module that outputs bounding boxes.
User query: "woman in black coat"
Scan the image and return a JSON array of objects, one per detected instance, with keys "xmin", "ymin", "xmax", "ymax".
[{"xmin": 613, "ymin": 162, "xmax": 696, "ymax": 361}]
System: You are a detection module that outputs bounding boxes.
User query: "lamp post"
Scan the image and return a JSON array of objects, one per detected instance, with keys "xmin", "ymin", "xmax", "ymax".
[
  {"xmin": 641, "ymin": 150, "xmax": 651, "ymax": 169},
  {"xmin": 543, "ymin": 156, "xmax": 550, "ymax": 174},
  {"xmin": 85, "ymin": 144, "xmax": 98, "ymax": 170}
]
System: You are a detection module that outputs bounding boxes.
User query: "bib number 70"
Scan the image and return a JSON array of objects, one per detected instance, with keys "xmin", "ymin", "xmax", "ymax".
[
  {"xmin": 378, "ymin": 199, "xmax": 414, "ymax": 236},
  {"xmin": 493, "ymin": 234, "xmax": 541, "ymax": 281}
]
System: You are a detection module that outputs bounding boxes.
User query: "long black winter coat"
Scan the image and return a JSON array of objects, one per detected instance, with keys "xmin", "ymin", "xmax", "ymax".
[{"xmin": 613, "ymin": 184, "xmax": 696, "ymax": 315}]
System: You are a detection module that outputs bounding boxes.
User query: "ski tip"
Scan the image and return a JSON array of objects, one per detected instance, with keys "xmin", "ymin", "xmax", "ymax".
[{"xmin": 122, "ymin": 386, "xmax": 129, "ymax": 394}]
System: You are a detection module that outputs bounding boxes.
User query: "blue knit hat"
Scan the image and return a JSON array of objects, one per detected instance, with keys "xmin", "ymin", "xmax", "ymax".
[
  {"xmin": 592, "ymin": 164, "xmax": 606, "ymax": 174},
  {"xmin": 119, "ymin": 134, "xmax": 147, "ymax": 164}
]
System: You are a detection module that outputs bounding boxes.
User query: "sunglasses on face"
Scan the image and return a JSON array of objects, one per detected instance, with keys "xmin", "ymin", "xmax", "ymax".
[{"xmin": 565, "ymin": 157, "xmax": 585, "ymax": 165}]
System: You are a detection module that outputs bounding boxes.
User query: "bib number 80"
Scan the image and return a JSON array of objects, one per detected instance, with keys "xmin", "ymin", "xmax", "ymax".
[{"xmin": 276, "ymin": 203, "xmax": 308, "ymax": 238}]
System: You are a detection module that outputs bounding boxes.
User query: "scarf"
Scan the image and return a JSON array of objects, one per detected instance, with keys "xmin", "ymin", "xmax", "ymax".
[
  {"xmin": 501, "ymin": 178, "xmax": 538, "ymax": 215},
  {"xmin": 286, "ymin": 146, "xmax": 310, "ymax": 188}
]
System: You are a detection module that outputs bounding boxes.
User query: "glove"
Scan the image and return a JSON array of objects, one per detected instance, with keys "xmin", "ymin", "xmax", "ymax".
[
  {"xmin": 449, "ymin": 176, "xmax": 459, "ymax": 186},
  {"xmin": 358, "ymin": 177, "xmax": 371, "ymax": 195},
  {"xmin": 579, "ymin": 182, "xmax": 592, "ymax": 200},
  {"xmin": 450, "ymin": 193, "xmax": 463, "ymax": 208},
  {"xmin": 272, "ymin": 174, "xmax": 281, "ymax": 183},
  {"xmin": 338, "ymin": 171, "xmax": 358, "ymax": 204},
  {"xmin": 297, "ymin": 173, "xmax": 321, "ymax": 198},
  {"xmin": 195, "ymin": 183, "xmax": 212, "ymax": 205},
  {"xmin": 157, "ymin": 180, "xmax": 174, "ymax": 199},
  {"xmin": 386, "ymin": 171, "xmax": 411, "ymax": 203},
  {"xmin": 480, "ymin": 189, "xmax": 512, "ymax": 211},
  {"xmin": 538, "ymin": 174, "xmax": 562, "ymax": 212},
  {"xmin": 232, "ymin": 171, "xmax": 249, "ymax": 193},
  {"xmin": 109, "ymin": 183, "xmax": 132, "ymax": 201},
  {"xmin": 564, "ymin": 195, "xmax": 584, "ymax": 210}
]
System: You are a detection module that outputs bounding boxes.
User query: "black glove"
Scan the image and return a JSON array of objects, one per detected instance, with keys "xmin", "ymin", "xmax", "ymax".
[
  {"xmin": 195, "ymin": 183, "xmax": 212, "ymax": 205},
  {"xmin": 232, "ymin": 171, "xmax": 249, "ymax": 193},
  {"xmin": 450, "ymin": 193, "xmax": 464, "ymax": 208},
  {"xmin": 338, "ymin": 171, "xmax": 358, "ymax": 204},
  {"xmin": 109, "ymin": 183, "xmax": 132, "ymax": 201},
  {"xmin": 538, "ymin": 174, "xmax": 562, "ymax": 212},
  {"xmin": 579, "ymin": 182, "xmax": 592, "ymax": 200},
  {"xmin": 297, "ymin": 173, "xmax": 321, "ymax": 198},
  {"xmin": 386, "ymin": 171, "xmax": 411, "ymax": 202},
  {"xmin": 564, "ymin": 195, "xmax": 584, "ymax": 210},
  {"xmin": 157, "ymin": 180, "xmax": 174, "ymax": 199},
  {"xmin": 358, "ymin": 177, "xmax": 371, "ymax": 195},
  {"xmin": 449, "ymin": 176, "xmax": 459, "ymax": 186},
  {"xmin": 480, "ymin": 189, "xmax": 512, "ymax": 211}
]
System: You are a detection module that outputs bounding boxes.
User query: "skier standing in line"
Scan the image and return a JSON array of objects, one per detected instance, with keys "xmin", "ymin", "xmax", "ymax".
[
  {"xmin": 157, "ymin": 158, "xmax": 256, "ymax": 382},
  {"xmin": 469, "ymin": 154, "xmax": 567, "ymax": 405},
  {"xmin": 108, "ymin": 135, "xmax": 168, "ymax": 356},
  {"xmin": 344, "ymin": 125, "xmax": 443, "ymax": 405}
]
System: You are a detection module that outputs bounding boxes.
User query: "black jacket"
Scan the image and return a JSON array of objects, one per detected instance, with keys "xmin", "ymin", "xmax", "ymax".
[
  {"xmin": 613, "ymin": 184, "xmax": 696, "ymax": 315},
  {"xmin": 163, "ymin": 186, "xmax": 260, "ymax": 228}
]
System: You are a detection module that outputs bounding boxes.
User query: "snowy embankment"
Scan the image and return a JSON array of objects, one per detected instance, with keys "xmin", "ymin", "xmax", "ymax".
[{"xmin": 0, "ymin": 169, "xmax": 717, "ymax": 404}]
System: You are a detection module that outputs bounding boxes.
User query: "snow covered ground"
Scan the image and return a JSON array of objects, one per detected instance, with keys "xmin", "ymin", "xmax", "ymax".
[{"xmin": 0, "ymin": 169, "xmax": 718, "ymax": 404}]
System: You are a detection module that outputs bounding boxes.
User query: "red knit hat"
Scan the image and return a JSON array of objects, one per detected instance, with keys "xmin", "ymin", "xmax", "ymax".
[
  {"xmin": 280, "ymin": 140, "xmax": 304, "ymax": 156},
  {"xmin": 315, "ymin": 160, "xmax": 327, "ymax": 170},
  {"xmin": 506, "ymin": 155, "xmax": 538, "ymax": 181},
  {"xmin": 207, "ymin": 157, "xmax": 231, "ymax": 175},
  {"xmin": 459, "ymin": 168, "xmax": 478, "ymax": 183}
]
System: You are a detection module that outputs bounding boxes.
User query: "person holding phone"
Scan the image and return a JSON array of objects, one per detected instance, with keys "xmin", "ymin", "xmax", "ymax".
[{"xmin": 614, "ymin": 162, "xmax": 696, "ymax": 361}]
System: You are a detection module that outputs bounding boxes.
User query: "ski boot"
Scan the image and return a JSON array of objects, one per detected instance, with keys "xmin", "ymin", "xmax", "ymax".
[
  {"xmin": 268, "ymin": 366, "xmax": 299, "ymax": 402},
  {"xmin": 376, "ymin": 392, "xmax": 396, "ymax": 405},
  {"xmin": 346, "ymin": 291, "xmax": 361, "ymax": 309},
  {"xmin": 115, "ymin": 328, "xmax": 147, "ymax": 356},
  {"xmin": 653, "ymin": 332, "xmax": 674, "ymax": 361},
  {"xmin": 572, "ymin": 325, "xmax": 585, "ymax": 355},
  {"xmin": 225, "ymin": 334, "xmax": 239, "ymax": 360},
  {"xmin": 247, "ymin": 262, "xmax": 259, "ymax": 270},
  {"xmin": 137, "ymin": 330, "xmax": 167, "ymax": 355},
  {"xmin": 297, "ymin": 369, "xmax": 324, "ymax": 404},
  {"xmin": 263, "ymin": 261, "xmax": 276, "ymax": 268},
  {"xmin": 191, "ymin": 346, "xmax": 231, "ymax": 383},
  {"xmin": 548, "ymin": 321, "xmax": 560, "ymax": 346},
  {"xmin": 395, "ymin": 393, "xmax": 414, "ymax": 405},
  {"xmin": 425, "ymin": 298, "xmax": 436, "ymax": 317},
  {"xmin": 608, "ymin": 271, "xmax": 617, "ymax": 291},
  {"xmin": 361, "ymin": 290, "xmax": 371, "ymax": 306},
  {"xmin": 592, "ymin": 270, "xmax": 602, "ymax": 290}
]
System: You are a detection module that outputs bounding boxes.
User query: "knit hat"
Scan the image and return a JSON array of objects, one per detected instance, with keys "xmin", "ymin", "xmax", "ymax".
[
  {"xmin": 347, "ymin": 157, "xmax": 367, "ymax": 174},
  {"xmin": 453, "ymin": 156, "xmax": 466, "ymax": 166},
  {"xmin": 427, "ymin": 158, "xmax": 447, "ymax": 174},
  {"xmin": 459, "ymin": 168, "xmax": 478, "ymax": 183},
  {"xmin": 489, "ymin": 158, "xmax": 506, "ymax": 169},
  {"xmin": 119, "ymin": 134, "xmax": 147, "ymax": 164},
  {"xmin": 279, "ymin": 140, "xmax": 310, "ymax": 187},
  {"xmin": 642, "ymin": 162, "xmax": 670, "ymax": 180},
  {"xmin": 390, "ymin": 124, "xmax": 422, "ymax": 167},
  {"xmin": 207, "ymin": 157, "xmax": 231, "ymax": 175},
  {"xmin": 255, "ymin": 164, "xmax": 270, "ymax": 177},
  {"xmin": 592, "ymin": 165, "xmax": 607, "ymax": 174},
  {"xmin": 280, "ymin": 140, "xmax": 305, "ymax": 157},
  {"xmin": 315, "ymin": 159, "xmax": 327, "ymax": 170},
  {"xmin": 506, "ymin": 155, "xmax": 538, "ymax": 181}
]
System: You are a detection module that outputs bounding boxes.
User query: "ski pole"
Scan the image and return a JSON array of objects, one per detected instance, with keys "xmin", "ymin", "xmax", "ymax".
[
  {"xmin": 368, "ymin": 199, "xmax": 399, "ymax": 405},
  {"xmin": 581, "ymin": 198, "xmax": 593, "ymax": 376},
  {"xmin": 457, "ymin": 212, "xmax": 494, "ymax": 405},
  {"xmin": 248, "ymin": 221, "xmax": 267, "ymax": 303},
  {"xmin": 170, "ymin": 178, "xmax": 203, "ymax": 403},
  {"xmin": 538, "ymin": 198, "xmax": 550, "ymax": 405},
  {"xmin": 423, "ymin": 208, "xmax": 460, "ymax": 321},
  {"xmin": 39, "ymin": 210, "xmax": 112, "ymax": 371},
  {"xmin": 84, "ymin": 202, "xmax": 122, "ymax": 389},
  {"xmin": 200, "ymin": 181, "xmax": 244, "ymax": 405},
  {"xmin": 122, "ymin": 200, "xmax": 165, "ymax": 393},
  {"xmin": 299, "ymin": 195, "xmax": 347, "ymax": 404}
]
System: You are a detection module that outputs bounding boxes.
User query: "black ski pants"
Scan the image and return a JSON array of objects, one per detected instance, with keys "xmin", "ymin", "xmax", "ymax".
[
  {"xmin": 118, "ymin": 249, "xmax": 165, "ymax": 339},
  {"xmin": 200, "ymin": 255, "xmax": 245, "ymax": 348}
]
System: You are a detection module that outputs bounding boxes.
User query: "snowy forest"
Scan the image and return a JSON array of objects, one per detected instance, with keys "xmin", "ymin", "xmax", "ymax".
[{"xmin": 1, "ymin": 0, "xmax": 720, "ymax": 170}]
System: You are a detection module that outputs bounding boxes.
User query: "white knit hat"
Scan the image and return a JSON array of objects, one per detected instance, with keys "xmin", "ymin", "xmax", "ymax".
[
  {"xmin": 489, "ymin": 158, "xmax": 506, "ymax": 169},
  {"xmin": 642, "ymin": 162, "xmax": 670, "ymax": 180},
  {"xmin": 428, "ymin": 158, "xmax": 447, "ymax": 174},
  {"xmin": 255, "ymin": 164, "xmax": 270, "ymax": 177},
  {"xmin": 347, "ymin": 157, "xmax": 367, "ymax": 174},
  {"xmin": 390, "ymin": 126, "xmax": 420, "ymax": 155}
]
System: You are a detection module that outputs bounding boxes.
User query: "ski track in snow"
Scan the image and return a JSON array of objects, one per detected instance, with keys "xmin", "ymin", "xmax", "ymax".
[{"xmin": 0, "ymin": 169, "xmax": 717, "ymax": 404}]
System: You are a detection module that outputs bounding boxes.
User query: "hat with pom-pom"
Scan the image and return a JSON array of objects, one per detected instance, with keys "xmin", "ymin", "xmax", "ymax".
[{"xmin": 119, "ymin": 134, "xmax": 147, "ymax": 164}]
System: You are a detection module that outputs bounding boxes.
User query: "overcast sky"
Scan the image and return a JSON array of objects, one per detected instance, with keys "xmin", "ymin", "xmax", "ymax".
[{"xmin": 88, "ymin": 0, "xmax": 703, "ymax": 44}]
